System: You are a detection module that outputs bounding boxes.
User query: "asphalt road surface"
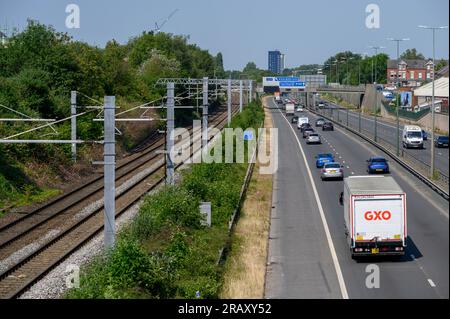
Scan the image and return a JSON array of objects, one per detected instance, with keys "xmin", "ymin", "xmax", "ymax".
[
  {"xmin": 265, "ymin": 97, "xmax": 449, "ymax": 299},
  {"xmin": 320, "ymin": 101, "xmax": 449, "ymax": 177}
]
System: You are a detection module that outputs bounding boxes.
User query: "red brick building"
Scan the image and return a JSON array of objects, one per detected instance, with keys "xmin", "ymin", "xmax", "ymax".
[{"xmin": 387, "ymin": 59, "xmax": 434, "ymax": 88}]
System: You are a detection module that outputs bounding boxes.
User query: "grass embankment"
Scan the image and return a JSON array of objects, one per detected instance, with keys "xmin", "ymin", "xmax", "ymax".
[
  {"xmin": 66, "ymin": 100, "xmax": 264, "ymax": 299},
  {"xmin": 219, "ymin": 103, "xmax": 273, "ymax": 298}
]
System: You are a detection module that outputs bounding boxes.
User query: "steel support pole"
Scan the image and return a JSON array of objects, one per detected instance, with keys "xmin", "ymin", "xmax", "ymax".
[
  {"xmin": 227, "ymin": 78, "xmax": 232, "ymax": 125},
  {"xmin": 202, "ymin": 77, "xmax": 209, "ymax": 151},
  {"xmin": 249, "ymin": 80, "xmax": 253, "ymax": 103},
  {"xmin": 103, "ymin": 96, "xmax": 116, "ymax": 249},
  {"xmin": 396, "ymin": 43, "xmax": 400, "ymax": 156},
  {"xmin": 346, "ymin": 108, "xmax": 349, "ymax": 127},
  {"xmin": 239, "ymin": 80, "xmax": 243, "ymax": 113},
  {"xmin": 374, "ymin": 113, "xmax": 378, "ymax": 142},
  {"xmin": 71, "ymin": 91, "xmax": 77, "ymax": 162},
  {"xmin": 358, "ymin": 95, "xmax": 362, "ymax": 133},
  {"xmin": 166, "ymin": 83, "xmax": 175, "ymax": 185}
]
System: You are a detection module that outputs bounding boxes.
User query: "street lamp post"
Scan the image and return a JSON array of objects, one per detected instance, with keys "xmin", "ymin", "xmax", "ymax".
[
  {"xmin": 369, "ymin": 46, "xmax": 385, "ymax": 84},
  {"xmin": 418, "ymin": 25, "xmax": 448, "ymax": 178},
  {"xmin": 387, "ymin": 38, "xmax": 410, "ymax": 156}
]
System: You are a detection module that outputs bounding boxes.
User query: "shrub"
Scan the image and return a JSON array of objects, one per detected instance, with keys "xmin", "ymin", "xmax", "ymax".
[{"xmin": 132, "ymin": 185, "xmax": 201, "ymax": 240}]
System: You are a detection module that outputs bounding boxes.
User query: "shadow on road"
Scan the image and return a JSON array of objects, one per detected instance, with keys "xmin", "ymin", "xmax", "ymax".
[{"xmin": 354, "ymin": 236, "xmax": 422, "ymax": 263}]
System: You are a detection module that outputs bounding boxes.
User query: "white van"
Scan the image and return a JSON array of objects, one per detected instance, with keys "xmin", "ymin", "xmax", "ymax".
[
  {"xmin": 402, "ymin": 125, "xmax": 424, "ymax": 149},
  {"xmin": 297, "ymin": 117, "xmax": 309, "ymax": 128}
]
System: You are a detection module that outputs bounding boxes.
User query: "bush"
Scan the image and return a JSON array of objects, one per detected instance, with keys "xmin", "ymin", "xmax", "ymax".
[{"xmin": 131, "ymin": 185, "xmax": 201, "ymax": 240}]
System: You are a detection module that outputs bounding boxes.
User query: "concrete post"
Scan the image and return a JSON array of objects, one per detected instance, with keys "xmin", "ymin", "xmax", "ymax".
[
  {"xmin": 249, "ymin": 80, "xmax": 253, "ymax": 103},
  {"xmin": 346, "ymin": 108, "xmax": 349, "ymax": 127},
  {"xmin": 166, "ymin": 82, "xmax": 175, "ymax": 185},
  {"xmin": 202, "ymin": 77, "xmax": 208, "ymax": 151},
  {"xmin": 227, "ymin": 78, "xmax": 232, "ymax": 125},
  {"xmin": 71, "ymin": 91, "xmax": 77, "ymax": 162},
  {"xmin": 103, "ymin": 96, "xmax": 116, "ymax": 249},
  {"xmin": 239, "ymin": 80, "xmax": 243, "ymax": 113}
]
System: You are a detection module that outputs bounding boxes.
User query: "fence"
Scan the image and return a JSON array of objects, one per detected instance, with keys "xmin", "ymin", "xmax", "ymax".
[{"xmin": 383, "ymin": 103, "xmax": 430, "ymax": 121}]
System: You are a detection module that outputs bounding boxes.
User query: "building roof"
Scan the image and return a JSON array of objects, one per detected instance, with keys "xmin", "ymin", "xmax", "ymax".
[
  {"xmin": 414, "ymin": 77, "xmax": 449, "ymax": 98},
  {"xmin": 387, "ymin": 59, "xmax": 432, "ymax": 69}
]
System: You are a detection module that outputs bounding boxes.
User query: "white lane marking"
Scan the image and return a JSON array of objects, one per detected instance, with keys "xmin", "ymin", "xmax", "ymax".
[
  {"xmin": 351, "ymin": 172, "xmax": 355, "ymax": 175},
  {"xmin": 427, "ymin": 279, "xmax": 436, "ymax": 288},
  {"xmin": 330, "ymin": 119, "xmax": 449, "ymax": 219},
  {"xmin": 277, "ymin": 108, "xmax": 349, "ymax": 299},
  {"xmin": 342, "ymin": 161, "xmax": 346, "ymax": 164},
  {"xmin": 347, "ymin": 166, "xmax": 350, "ymax": 169}
]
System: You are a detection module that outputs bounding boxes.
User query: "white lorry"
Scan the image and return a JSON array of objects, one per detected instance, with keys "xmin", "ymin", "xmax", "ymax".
[
  {"xmin": 341, "ymin": 175, "xmax": 407, "ymax": 258},
  {"xmin": 285, "ymin": 103, "xmax": 295, "ymax": 116},
  {"xmin": 275, "ymin": 95, "xmax": 281, "ymax": 103}
]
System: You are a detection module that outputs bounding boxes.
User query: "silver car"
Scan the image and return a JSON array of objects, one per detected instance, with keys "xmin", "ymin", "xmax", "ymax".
[
  {"xmin": 306, "ymin": 133, "xmax": 321, "ymax": 144},
  {"xmin": 320, "ymin": 162, "xmax": 344, "ymax": 180}
]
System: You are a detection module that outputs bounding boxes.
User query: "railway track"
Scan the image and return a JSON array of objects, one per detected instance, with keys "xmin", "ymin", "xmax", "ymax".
[{"xmin": 0, "ymin": 105, "xmax": 239, "ymax": 298}]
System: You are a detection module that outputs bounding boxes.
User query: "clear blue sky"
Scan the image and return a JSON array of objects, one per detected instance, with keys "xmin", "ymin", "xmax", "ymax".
[{"xmin": 0, "ymin": 0, "xmax": 448, "ymax": 70}]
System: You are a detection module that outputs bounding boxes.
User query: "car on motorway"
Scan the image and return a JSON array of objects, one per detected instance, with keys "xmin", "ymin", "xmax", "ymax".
[
  {"xmin": 367, "ymin": 157, "xmax": 389, "ymax": 174},
  {"xmin": 315, "ymin": 153, "xmax": 334, "ymax": 168},
  {"xmin": 315, "ymin": 118, "xmax": 325, "ymax": 127},
  {"xmin": 291, "ymin": 116, "xmax": 299, "ymax": 124},
  {"xmin": 320, "ymin": 162, "xmax": 344, "ymax": 180},
  {"xmin": 298, "ymin": 122, "xmax": 311, "ymax": 131},
  {"xmin": 306, "ymin": 133, "xmax": 321, "ymax": 144},
  {"xmin": 302, "ymin": 128, "xmax": 315, "ymax": 138},
  {"xmin": 322, "ymin": 122, "xmax": 334, "ymax": 131},
  {"xmin": 421, "ymin": 129, "xmax": 428, "ymax": 140},
  {"xmin": 296, "ymin": 106, "xmax": 304, "ymax": 112},
  {"xmin": 402, "ymin": 125, "xmax": 424, "ymax": 149},
  {"xmin": 435, "ymin": 135, "xmax": 449, "ymax": 148},
  {"xmin": 318, "ymin": 102, "xmax": 325, "ymax": 108}
]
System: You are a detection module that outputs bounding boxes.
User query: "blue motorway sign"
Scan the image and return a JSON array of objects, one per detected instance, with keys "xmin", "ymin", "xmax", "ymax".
[
  {"xmin": 275, "ymin": 77, "xmax": 299, "ymax": 82},
  {"xmin": 244, "ymin": 130, "xmax": 254, "ymax": 141},
  {"xmin": 279, "ymin": 81, "xmax": 305, "ymax": 87}
]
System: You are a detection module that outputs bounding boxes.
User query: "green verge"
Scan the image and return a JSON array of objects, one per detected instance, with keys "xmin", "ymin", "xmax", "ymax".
[{"xmin": 66, "ymin": 100, "xmax": 264, "ymax": 299}]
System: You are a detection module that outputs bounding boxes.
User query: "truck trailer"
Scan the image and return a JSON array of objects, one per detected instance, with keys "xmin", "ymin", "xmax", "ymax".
[{"xmin": 342, "ymin": 175, "xmax": 407, "ymax": 258}]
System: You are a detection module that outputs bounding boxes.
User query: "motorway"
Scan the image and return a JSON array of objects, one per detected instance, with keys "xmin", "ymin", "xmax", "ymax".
[
  {"xmin": 320, "ymin": 100, "xmax": 449, "ymax": 177},
  {"xmin": 265, "ymin": 97, "xmax": 449, "ymax": 299}
]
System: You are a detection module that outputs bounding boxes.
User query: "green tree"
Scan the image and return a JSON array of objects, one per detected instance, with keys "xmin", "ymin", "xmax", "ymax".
[
  {"xmin": 214, "ymin": 52, "xmax": 225, "ymax": 78},
  {"xmin": 400, "ymin": 48, "xmax": 425, "ymax": 60}
]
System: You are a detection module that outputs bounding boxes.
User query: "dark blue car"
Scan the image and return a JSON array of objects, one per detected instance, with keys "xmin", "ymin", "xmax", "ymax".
[
  {"xmin": 367, "ymin": 157, "xmax": 389, "ymax": 174},
  {"xmin": 315, "ymin": 153, "xmax": 334, "ymax": 168}
]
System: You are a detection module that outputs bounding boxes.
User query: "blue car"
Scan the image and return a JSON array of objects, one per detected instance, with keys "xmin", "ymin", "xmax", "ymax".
[
  {"xmin": 315, "ymin": 153, "xmax": 335, "ymax": 168},
  {"xmin": 367, "ymin": 157, "xmax": 389, "ymax": 174}
]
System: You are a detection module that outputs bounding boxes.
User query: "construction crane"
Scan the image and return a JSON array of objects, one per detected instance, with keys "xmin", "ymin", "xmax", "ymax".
[{"xmin": 154, "ymin": 9, "xmax": 179, "ymax": 33}]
